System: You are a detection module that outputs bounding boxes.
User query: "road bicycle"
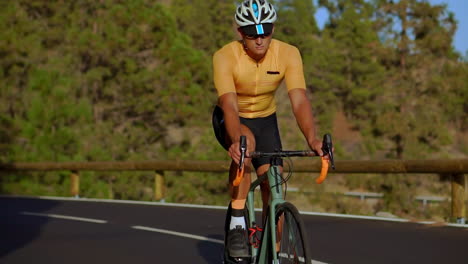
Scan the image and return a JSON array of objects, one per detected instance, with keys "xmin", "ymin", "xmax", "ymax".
[{"xmin": 223, "ymin": 134, "xmax": 335, "ymax": 264}]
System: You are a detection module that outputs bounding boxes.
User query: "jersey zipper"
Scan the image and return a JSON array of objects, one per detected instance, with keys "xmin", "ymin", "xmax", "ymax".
[{"xmin": 254, "ymin": 60, "xmax": 260, "ymax": 113}]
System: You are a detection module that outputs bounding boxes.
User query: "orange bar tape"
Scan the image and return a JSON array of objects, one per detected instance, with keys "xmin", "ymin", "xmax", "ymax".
[
  {"xmin": 233, "ymin": 166, "xmax": 245, "ymax": 187},
  {"xmin": 315, "ymin": 156, "xmax": 329, "ymax": 184}
]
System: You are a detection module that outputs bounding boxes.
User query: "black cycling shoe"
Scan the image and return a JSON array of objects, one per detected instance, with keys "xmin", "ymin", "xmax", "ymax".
[{"xmin": 227, "ymin": 225, "xmax": 250, "ymax": 258}]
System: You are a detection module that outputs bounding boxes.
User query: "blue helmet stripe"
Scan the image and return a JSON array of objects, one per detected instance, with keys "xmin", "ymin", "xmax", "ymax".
[
  {"xmin": 256, "ymin": 24, "xmax": 264, "ymax": 34},
  {"xmin": 253, "ymin": 3, "xmax": 259, "ymax": 18}
]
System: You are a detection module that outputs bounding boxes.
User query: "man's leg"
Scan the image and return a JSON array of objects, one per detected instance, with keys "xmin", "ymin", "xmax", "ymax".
[
  {"xmin": 226, "ymin": 125, "xmax": 255, "ymax": 257},
  {"xmin": 257, "ymin": 164, "xmax": 271, "ymax": 224}
]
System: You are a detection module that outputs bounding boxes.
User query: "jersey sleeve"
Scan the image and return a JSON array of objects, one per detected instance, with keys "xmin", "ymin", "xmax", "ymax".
[
  {"xmin": 213, "ymin": 48, "xmax": 236, "ymax": 97},
  {"xmin": 284, "ymin": 46, "xmax": 306, "ymax": 91}
]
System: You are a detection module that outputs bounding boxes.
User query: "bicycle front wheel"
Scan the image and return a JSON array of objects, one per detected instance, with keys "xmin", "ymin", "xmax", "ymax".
[{"xmin": 266, "ymin": 202, "xmax": 311, "ymax": 264}]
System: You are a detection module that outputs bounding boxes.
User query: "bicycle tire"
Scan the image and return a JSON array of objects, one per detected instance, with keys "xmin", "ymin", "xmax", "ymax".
[{"xmin": 265, "ymin": 202, "xmax": 311, "ymax": 264}]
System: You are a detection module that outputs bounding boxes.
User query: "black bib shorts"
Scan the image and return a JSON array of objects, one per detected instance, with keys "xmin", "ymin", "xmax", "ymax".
[{"xmin": 212, "ymin": 105, "xmax": 283, "ymax": 169}]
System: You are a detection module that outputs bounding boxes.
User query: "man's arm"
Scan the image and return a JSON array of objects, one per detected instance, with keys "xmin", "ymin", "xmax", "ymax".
[
  {"xmin": 213, "ymin": 47, "xmax": 244, "ymax": 163},
  {"xmin": 288, "ymin": 88, "xmax": 323, "ymax": 156},
  {"xmin": 219, "ymin": 93, "xmax": 244, "ymax": 164}
]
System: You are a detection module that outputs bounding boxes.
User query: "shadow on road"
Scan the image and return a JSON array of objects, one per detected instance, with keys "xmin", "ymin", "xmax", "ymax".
[
  {"xmin": 197, "ymin": 234, "xmax": 224, "ymax": 264},
  {"xmin": 0, "ymin": 196, "xmax": 59, "ymax": 259}
]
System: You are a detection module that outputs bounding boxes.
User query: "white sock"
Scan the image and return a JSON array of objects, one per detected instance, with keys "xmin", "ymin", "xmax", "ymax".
[{"xmin": 230, "ymin": 216, "xmax": 246, "ymax": 230}]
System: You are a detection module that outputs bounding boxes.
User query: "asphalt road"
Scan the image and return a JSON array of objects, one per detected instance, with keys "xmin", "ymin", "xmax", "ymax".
[{"xmin": 1, "ymin": 196, "xmax": 466, "ymax": 264}]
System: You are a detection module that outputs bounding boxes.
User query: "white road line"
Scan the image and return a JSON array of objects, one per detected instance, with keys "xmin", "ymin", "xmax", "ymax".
[
  {"xmin": 277, "ymin": 253, "xmax": 328, "ymax": 264},
  {"xmin": 132, "ymin": 225, "xmax": 224, "ymax": 244},
  {"xmin": 133, "ymin": 225, "xmax": 329, "ymax": 264},
  {"xmin": 300, "ymin": 211, "xmax": 409, "ymax": 223},
  {"xmin": 5, "ymin": 195, "xmax": 466, "ymax": 228},
  {"xmin": 312, "ymin": 260, "xmax": 328, "ymax": 264},
  {"xmin": 21, "ymin": 211, "xmax": 107, "ymax": 224}
]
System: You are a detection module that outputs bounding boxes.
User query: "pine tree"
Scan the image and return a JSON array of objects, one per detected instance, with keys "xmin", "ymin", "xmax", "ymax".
[
  {"xmin": 373, "ymin": 0, "xmax": 460, "ymax": 159},
  {"xmin": 273, "ymin": 0, "xmax": 319, "ymax": 48},
  {"xmin": 170, "ymin": 0, "xmax": 237, "ymax": 55},
  {"xmin": 316, "ymin": 0, "xmax": 386, "ymax": 152},
  {"xmin": 0, "ymin": 0, "xmax": 215, "ymax": 199}
]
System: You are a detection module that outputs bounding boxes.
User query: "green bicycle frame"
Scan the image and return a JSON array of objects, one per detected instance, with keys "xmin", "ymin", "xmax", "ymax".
[{"xmin": 246, "ymin": 160, "xmax": 285, "ymax": 264}]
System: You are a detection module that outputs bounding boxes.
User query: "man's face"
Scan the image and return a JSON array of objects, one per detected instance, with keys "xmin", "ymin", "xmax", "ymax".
[
  {"xmin": 239, "ymin": 25, "xmax": 274, "ymax": 60},
  {"xmin": 243, "ymin": 34, "xmax": 272, "ymax": 59}
]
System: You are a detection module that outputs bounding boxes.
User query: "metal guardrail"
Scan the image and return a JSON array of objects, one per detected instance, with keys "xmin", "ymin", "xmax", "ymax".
[
  {"xmin": 287, "ymin": 190, "xmax": 447, "ymax": 206},
  {"xmin": 344, "ymin": 191, "xmax": 384, "ymax": 200},
  {"xmin": 1, "ymin": 159, "xmax": 467, "ymax": 223}
]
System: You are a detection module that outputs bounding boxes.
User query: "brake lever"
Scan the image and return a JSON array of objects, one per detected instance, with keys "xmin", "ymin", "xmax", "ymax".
[
  {"xmin": 233, "ymin": 136, "xmax": 247, "ymax": 187},
  {"xmin": 322, "ymin": 133, "xmax": 335, "ymax": 170},
  {"xmin": 239, "ymin": 135, "xmax": 247, "ymax": 170}
]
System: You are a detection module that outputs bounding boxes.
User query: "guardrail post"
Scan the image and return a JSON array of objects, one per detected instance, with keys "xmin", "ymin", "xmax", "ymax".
[
  {"xmin": 154, "ymin": 171, "xmax": 165, "ymax": 202},
  {"xmin": 70, "ymin": 170, "xmax": 80, "ymax": 198},
  {"xmin": 451, "ymin": 173, "xmax": 466, "ymax": 224}
]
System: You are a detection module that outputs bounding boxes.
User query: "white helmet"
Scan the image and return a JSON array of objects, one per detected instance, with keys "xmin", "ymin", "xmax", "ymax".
[{"xmin": 235, "ymin": 0, "xmax": 277, "ymax": 27}]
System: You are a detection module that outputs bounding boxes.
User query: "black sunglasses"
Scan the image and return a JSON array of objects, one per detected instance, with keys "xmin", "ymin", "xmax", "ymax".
[{"xmin": 244, "ymin": 32, "xmax": 272, "ymax": 40}]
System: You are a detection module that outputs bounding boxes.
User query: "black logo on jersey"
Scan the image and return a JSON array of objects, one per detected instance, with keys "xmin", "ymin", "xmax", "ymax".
[{"xmin": 267, "ymin": 71, "xmax": 280, "ymax": 75}]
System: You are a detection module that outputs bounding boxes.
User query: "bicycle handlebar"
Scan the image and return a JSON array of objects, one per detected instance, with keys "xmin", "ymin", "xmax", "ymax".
[
  {"xmin": 233, "ymin": 134, "xmax": 335, "ymax": 186},
  {"xmin": 250, "ymin": 150, "xmax": 316, "ymax": 158}
]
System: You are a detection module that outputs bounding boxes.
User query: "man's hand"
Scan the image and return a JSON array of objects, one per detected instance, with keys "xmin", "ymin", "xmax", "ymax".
[
  {"xmin": 308, "ymin": 138, "xmax": 324, "ymax": 157},
  {"xmin": 228, "ymin": 139, "xmax": 250, "ymax": 166},
  {"xmin": 228, "ymin": 141, "xmax": 242, "ymax": 165}
]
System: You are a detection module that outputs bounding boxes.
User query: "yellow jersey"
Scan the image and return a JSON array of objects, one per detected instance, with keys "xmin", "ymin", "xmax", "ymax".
[{"xmin": 213, "ymin": 39, "xmax": 306, "ymax": 118}]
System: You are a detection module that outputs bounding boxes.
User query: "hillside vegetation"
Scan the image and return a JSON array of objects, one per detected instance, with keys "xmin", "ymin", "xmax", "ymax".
[{"xmin": 1, "ymin": 0, "xmax": 466, "ymax": 220}]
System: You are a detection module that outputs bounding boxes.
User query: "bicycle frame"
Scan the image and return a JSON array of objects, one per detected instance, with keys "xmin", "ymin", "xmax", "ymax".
[
  {"xmin": 229, "ymin": 133, "xmax": 334, "ymax": 264},
  {"xmin": 246, "ymin": 158, "xmax": 285, "ymax": 264}
]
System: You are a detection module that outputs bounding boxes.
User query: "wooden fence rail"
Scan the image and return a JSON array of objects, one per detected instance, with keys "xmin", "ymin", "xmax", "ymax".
[{"xmin": 1, "ymin": 159, "xmax": 467, "ymax": 223}]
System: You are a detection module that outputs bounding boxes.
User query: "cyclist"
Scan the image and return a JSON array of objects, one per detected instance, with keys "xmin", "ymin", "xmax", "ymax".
[{"xmin": 212, "ymin": 0, "xmax": 324, "ymax": 258}]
